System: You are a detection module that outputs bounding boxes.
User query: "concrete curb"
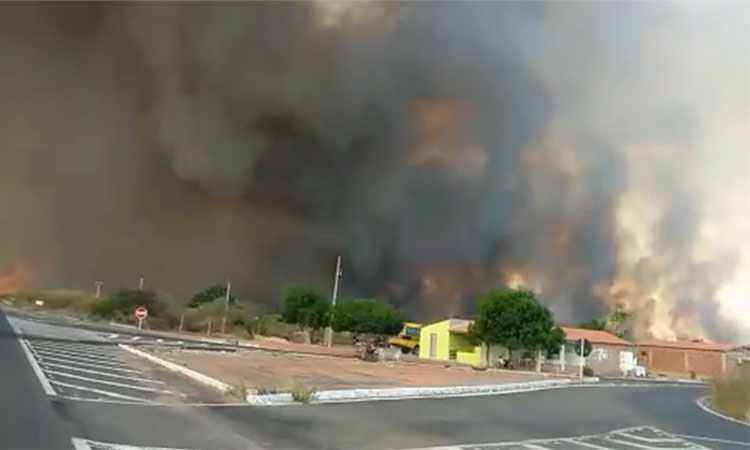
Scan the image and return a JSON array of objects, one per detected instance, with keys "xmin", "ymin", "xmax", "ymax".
[
  {"xmin": 696, "ymin": 396, "xmax": 750, "ymax": 426},
  {"xmin": 247, "ymin": 378, "xmax": 585, "ymax": 405},
  {"xmin": 119, "ymin": 344, "xmax": 232, "ymax": 393}
]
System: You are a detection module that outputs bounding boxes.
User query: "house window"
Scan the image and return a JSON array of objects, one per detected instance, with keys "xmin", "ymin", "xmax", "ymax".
[{"xmin": 449, "ymin": 350, "xmax": 457, "ymax": 360}]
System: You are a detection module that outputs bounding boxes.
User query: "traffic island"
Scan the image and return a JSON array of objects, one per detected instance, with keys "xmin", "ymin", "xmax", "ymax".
[{"xmin": 127, "ymin": 345, "xmax": 591, "ymax": 405}]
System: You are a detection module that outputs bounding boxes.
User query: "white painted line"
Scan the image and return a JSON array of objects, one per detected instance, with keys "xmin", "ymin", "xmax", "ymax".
[
  {"xmin": 695, "ymin": 396, "xmax": 750, "ymax": 427},
  {"xmin": 106, "ymin": 334, "xmax": 119, "ymax": 339},
  {"xmin": 33, "ymin": 350, "xmax": 134, "ymax": 372},
  {"xmin": 131, "ymin": 336, "xmax": 141, "ymax": 341},
  {"xmin": 6, "ymin": 318, "xmax": 57, "ymax": 395},
  {"xmin": 619, "ymin": 430, "xmax": 684, "ymax": 443},
  {"xmin": 53, "ymin": 381, "xmax": 149, "ymax": 403},
  {"xmin": 400, "ymin": 427, "xmax": 666, "ymax": 450},
  {"xmin": 119, "ymin": 344, "xmax": 231, "ymax": 393},
  {"xmin": 45, "ymin": 369, "xmax": 172, "ymax": 394},
  {"xmin": 31, "ymin": 342, "xmax": 120, "ymax": 355},
  {"xmin": 71, "ymin": 437, "xmax": 93, "ymax": 450},
  {"xmin": 605, "ymin": 435, "xmax": 663, "ymax": 449},
  {"xmin": 40, "ymin": 362, "xmax": 165, "ymax": 384},
  {"xmin": 572, "ymin": 439, "xmax": 616, "ymax": 450},
  {"xmin": 675, "ymin": 434, "xmax": 750, "ymax": 447},
  {"xmin": 30, "ymin": 346, "xmax": 127, "ymax": 364},
  {"xmin": 522, "ymin": 443, "xmax": 555, "ymax": 450},
  {"xmin": 70, "ymin": 437, "xmax": 198, "ymax": 450},
  {"xmin": 35, "ymin": 353, "xmax": 145, "ymax": 374}
]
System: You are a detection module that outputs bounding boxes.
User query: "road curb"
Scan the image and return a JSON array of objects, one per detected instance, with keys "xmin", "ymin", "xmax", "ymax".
[
  {"xmin": 119, "ymin": 344, "xmax": 232, "ymax": 394},
  {"xmin": 696, "ymin": 396, "xmax": 750, "ymax": 426},
  {"xmin": 247, "ymin": 378, "xmax": 584, "ymax": 405}
]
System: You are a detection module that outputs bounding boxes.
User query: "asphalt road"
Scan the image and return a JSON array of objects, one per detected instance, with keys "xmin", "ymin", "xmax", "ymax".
[
  {"xmin": 0, "ymin": 308, "xmax": 73, "ymax": 449},
  {"xmin": 1, "ymin": 307, "xmax": 748, "ymax": 450}
]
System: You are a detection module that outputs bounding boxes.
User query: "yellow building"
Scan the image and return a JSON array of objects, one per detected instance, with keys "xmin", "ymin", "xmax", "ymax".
[{"xmin": 418, "ymin": 318, "xmax": 484, "ymax": 366}]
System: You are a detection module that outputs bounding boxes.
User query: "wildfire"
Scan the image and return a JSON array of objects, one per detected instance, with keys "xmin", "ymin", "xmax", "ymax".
[
  {"xmin": 0, "ymin": 266, "xmax": 26, "ymax": 296},
  {"xmin": 407, "ymin": 99, "xmax": 487, "ymax": 179}
]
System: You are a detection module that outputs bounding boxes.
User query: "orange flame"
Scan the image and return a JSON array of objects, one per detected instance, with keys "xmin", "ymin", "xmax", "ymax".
[{"xmin": 0, "ymin": 266, "xmax": 26, "ymax": 295}]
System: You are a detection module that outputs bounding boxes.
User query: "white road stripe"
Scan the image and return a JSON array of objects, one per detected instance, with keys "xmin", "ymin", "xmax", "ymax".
[
  {"xmin": 131, "ymin": 336, "xmax": 141, "ymax": 341},
  {"xmin": 71, "ymin": 437, "xmax": 198, "ymax": 450},
  {"xmin": 619, "ymin": 431, "xmax": 684, "ymax": 444},
  {"xmin": 31, "ymin": 342, "xmax": 120, "ymax": 355},
  {"xmin": 40, "ymin": 362, "xmax": 164, "ymax": 384},
  {"xmin": 521, "ymin": 444, "xmax": 555, "ymax": 450},
  {"xmin": 35, "ymin": 353, "xmax": 145, "ymax": 374},
  {"xmin": 674, "ymin": 434, "xmax": 750, "ymax": 447},
  {"xmin": 53, "ymin": 381, "xmax": 149, "ymax": 403},
  {"xmin": 30, "ymin": 346, "xmax": 127, "ymax": 364},
  {"xmin": 45, "ymin": 370, "xmax": 172, "ymax": 394},
  {"xmin": 5, "ymin": 318, "xmax": 57, "ymax": 395},
  {"xmin": 572, "ymin": 439, "xmax": 617, "ymax": 450},
  {"xmin": 605, "ymin": 436, "xmax": 663, "ymax": 449}
]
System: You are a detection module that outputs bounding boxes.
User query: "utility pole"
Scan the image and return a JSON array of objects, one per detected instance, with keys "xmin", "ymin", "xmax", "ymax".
[
  {"xmin": 94, "ymin": 281, "xmax": 103, "ymax": 299},
  {"xmin": 138, "ymin": 277, "xmax": 144, "ymax": 290},
  {"xmin": 221, "ymin": 279, "xmax": 232, "ymax": 334},
  {"xmin": 326, "ymin": 255, "xmax": 342, "ymax": 347}
]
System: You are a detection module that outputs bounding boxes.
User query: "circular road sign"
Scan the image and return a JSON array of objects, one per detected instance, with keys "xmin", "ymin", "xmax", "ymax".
[
  {"xmin": 574, "ymin": 338, "xmax": 592, "ymax": 357},
  {"xmin": 134, "ymin": 306, "xmax": 148, "ymax": 320}
]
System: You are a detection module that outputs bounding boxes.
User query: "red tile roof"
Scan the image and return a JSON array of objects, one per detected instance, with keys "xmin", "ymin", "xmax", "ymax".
[
  {"xmin": 638, "ymin": 339, "xmax": 733, "ymax": 352},
  {"xmin": 561, "ymin": 327, "xmax": 631, "ymax": 345}
]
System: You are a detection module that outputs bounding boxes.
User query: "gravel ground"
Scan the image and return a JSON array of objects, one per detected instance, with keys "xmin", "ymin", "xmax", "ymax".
[{"xmin": 149, "ymin": 347, "xmax": 548, "ymax": 391}]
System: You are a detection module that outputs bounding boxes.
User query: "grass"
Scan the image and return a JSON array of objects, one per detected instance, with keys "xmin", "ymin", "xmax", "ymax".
[
  {"xmin": 711, "ymin": 367, "xmax": 750, "ymax": 422},
  {"xmin": 289, "ymin": 383, "xmax": 317, "ymax": 403},
  {"xmin": 226, "ymin": 381, "xmax": 249, "ymax": 401}
]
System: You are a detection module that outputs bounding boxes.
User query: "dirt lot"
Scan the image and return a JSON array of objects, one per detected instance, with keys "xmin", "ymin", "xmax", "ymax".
[{"xmin": 150, "ymin": 347, "xmax": 548, "ymax": 392}]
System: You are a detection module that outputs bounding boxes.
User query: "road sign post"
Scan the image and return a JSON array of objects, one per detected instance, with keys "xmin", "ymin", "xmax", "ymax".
[
  {"xmin": 574, "ymin": 338, "xmax": 592, "ymax": 380},
  {"xmin": 134, "ymin": 306, "xmax": 148, "ymax": 330}
]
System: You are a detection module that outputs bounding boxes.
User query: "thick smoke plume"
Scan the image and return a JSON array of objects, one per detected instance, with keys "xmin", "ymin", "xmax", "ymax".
[{"xmin": 0, "ymin": 3, "xmax": 748, "ymax": 342}]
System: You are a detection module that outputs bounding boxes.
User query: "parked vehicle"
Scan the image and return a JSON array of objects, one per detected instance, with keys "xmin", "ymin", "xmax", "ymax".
[{"xmin": 388, "ymin": 322, "xmax": 422, "ymax": 354}]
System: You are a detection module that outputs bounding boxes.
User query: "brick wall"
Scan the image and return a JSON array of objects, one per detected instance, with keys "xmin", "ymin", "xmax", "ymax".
[
  {"xmin": 641, "ymin": 346, "xmax": 726, "ymax": 379},
  {"xmin": 545, "ymin": 342, "xmax": 632, "ymax": 376}
]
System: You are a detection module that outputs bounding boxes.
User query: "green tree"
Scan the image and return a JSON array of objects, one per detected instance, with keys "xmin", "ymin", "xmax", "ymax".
[
  {"xmin": 281, "ymin": 283, "xmax": 330, "ymax": 330},
  {"xmin": 607, "ymin": 308, "xmax": 630, "ymax": 338},
  {"xmin": 330, "ymin": 298, "xmax": 403, "ymax": 336},
  {"xmin": 469, "ymin": 289, "xmax": 565, "ymax": 365},
  {"xmin": 189, "ymin": 284, "xmax": 236, "ymax": 308},
  {"xmin": 578, "ymin": 318, "xmax": 607, "ymax": 331}
]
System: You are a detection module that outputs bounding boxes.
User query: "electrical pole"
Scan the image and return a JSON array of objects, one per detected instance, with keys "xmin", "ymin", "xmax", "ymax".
[
  {"xmin": 94, "ymin": 281, "xmax": 103, "ymax": 299},
  {"xmin": 138, "ymin": 277, "xmax": 144, "ymax": 290},
  {"xmin": 326, "ymin": 255, "xmax": 342, "ymax": 347},
  {"xmin": 221, "ymin": 279, "xmax": 232, "ymax": 334}
]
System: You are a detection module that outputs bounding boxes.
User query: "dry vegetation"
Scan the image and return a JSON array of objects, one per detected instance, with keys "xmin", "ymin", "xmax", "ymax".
[{"xmin": 711, "ymin": 367, "xmax": 750, "ymax": 422}]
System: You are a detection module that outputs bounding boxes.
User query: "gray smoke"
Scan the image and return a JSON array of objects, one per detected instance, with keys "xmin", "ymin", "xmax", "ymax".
[{"xmin": 0, "ymin": 2, "xmax": 747, "ymax": 341}]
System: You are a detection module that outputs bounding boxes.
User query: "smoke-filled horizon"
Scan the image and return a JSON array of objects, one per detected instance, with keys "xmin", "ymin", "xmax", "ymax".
[{"xmin": 1, "ymin": 2, "xmax": 748, "ymax": 343}]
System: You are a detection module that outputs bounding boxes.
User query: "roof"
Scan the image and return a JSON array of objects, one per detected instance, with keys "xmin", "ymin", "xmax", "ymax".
[
  {"xmin": 638, "ymin": 339, "xmax": 733, "ymax": 352},
  {"xmin": 448, "ymin": 319, "xmax": 472, "ymax": 334},
  {"xmin": 561, "ymin": 327, "xmax": 631, "ymax": 346}
]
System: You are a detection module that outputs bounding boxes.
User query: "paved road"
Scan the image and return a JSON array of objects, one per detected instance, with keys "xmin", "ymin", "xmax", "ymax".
[
  {"xmin": 1, "ymin": 307, "xmax": 748, "ymax": 450},
  {"xmin": 0, "ymin": 308, "xmax": 73, "ymax": 448}
]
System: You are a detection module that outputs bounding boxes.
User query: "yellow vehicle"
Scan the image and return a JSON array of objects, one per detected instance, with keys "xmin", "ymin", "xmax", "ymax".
[{"xmin": 388, "ymin": 322, "xmax": 422, "ymax": 354}]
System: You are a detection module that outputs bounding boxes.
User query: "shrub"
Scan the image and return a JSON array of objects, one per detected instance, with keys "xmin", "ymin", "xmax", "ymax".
[
  {"xmin": 712, "ymin": 369, "xmax": 750, "ymax": 421},
  {"xmin": 289, "ymin": 383, "xmax": 316, "ymax": 403},
  {"xmin": 189, "ymin": 284, "xmax": 236, "ymax": 308}
]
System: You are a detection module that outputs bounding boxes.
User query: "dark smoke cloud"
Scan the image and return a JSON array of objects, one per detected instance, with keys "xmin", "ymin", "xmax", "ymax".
[{"xmin": 0, "ymin": 2, "xmax": 747, "ymax": 341}]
